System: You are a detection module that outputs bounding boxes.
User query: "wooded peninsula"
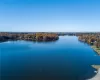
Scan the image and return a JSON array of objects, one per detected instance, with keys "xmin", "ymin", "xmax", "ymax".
[{"xmin": 0, "ymin": 32, "xmax": 59, "ymax": 42}]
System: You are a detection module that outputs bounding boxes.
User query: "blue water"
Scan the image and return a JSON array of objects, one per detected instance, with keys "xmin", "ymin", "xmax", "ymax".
[{"xmin": 0, "ymin": 36, "xmax": 100, "ymax": 80}]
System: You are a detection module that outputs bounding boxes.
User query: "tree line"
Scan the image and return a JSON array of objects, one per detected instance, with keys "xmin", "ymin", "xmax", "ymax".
[
  {"xmin": 0, "ymin": 32, "xmax": 59, "ymax": 42},
  {"xmin": 78, "ymin": 33, "xmax": 100, "ymax": 48}
]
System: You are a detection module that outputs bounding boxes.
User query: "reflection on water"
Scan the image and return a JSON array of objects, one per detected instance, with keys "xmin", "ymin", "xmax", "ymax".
[{"xmin": 0, "ymin": 36, "xmax": 100, "ymax": 80}]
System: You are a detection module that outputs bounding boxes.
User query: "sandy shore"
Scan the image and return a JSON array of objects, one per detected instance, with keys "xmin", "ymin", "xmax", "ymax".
[{"xmin": 88, "ymin": 65, "xmax": 100, "ymax": 80}]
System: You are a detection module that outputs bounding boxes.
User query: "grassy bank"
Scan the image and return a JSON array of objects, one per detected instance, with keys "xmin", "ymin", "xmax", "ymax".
[{"xmin": 91, "ymin": 46, "xmax": 100, "ymax": 55}]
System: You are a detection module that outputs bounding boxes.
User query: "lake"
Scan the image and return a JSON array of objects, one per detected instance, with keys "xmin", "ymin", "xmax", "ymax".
[{"xmin": 0, "ymin": 36, "xmax": 100, "ymax": 80}]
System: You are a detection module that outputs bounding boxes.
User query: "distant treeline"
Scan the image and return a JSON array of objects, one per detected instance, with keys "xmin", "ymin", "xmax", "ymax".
[{"xmin": 0, "ymin": 32, "xmax": 59, "ymax": 42}]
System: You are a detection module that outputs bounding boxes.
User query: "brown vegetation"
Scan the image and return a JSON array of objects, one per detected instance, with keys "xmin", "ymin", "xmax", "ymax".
[
  {"xmin": 0, "ymin": 32, "xmax": 59, "ymax": 42},
  {"xmin": 78, "ymin": 33, "xmax": 100, "ymax": 48}
]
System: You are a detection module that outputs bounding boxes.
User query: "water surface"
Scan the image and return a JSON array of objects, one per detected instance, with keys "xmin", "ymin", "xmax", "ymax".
[{"xmin": 0, "ymin": 36, "xmax": 100, "ymax": 80}]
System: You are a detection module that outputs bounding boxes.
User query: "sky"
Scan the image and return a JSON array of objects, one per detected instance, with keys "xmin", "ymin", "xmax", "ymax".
[{"xmin": 0, "ymin": 0, "xmax": 100, "ymax": 32}]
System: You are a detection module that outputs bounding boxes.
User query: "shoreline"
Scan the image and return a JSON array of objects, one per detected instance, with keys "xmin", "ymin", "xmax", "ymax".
[
  {"xmin": 91, "ymin": 46, "xmax": 100, "ymax": 55},
  {"xmin": 88, "ymin": 65, "xmax": 100, "ymax": 80}
]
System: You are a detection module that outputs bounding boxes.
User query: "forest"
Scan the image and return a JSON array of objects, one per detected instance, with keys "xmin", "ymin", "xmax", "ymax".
[
  {"xmin": 78, "ymin": 33, "xmax": 100, "ymax": 48},
  {"xmin": 0, "ymin": 32, "xmax": 59, "ymax": 42}
]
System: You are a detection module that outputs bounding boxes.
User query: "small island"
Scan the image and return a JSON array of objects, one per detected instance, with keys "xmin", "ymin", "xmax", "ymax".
[{"xmin": 0, "ymin": 32, "xmax": 59, "ymax": 42}]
